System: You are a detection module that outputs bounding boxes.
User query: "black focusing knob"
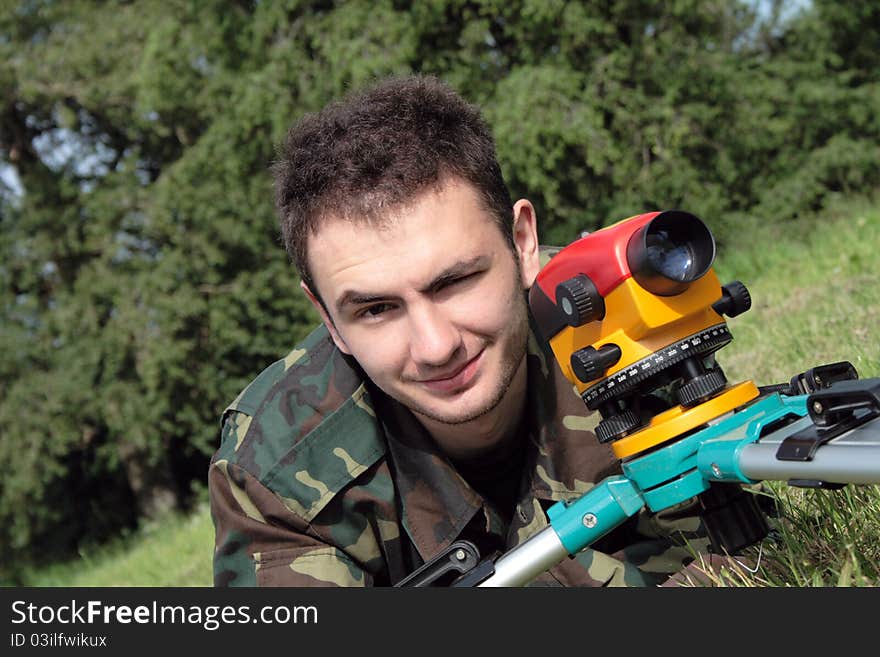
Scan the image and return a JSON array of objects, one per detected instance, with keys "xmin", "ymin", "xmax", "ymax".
[
  {"xmin": 712, "ymin": 281, "xmax": 751, "ymax": 318},
  {"xmin": 556, "ymin": 275, "xmax": 605, "ymax": 327},
  {"xmin": 596, "ymin": 410, "xmax": 642, "ymax": 443},
  {"xmin": 676, "ymin": 370, "xmax": 728, "ymax": 407},
  {"xmin": 570, "ymin": 344, "xmax": 622, "ymax": 383}
]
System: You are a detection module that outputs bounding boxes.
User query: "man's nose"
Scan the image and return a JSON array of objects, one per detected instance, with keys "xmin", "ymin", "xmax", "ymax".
[{"xmin": 408, "ymin": 304, "xmax": 462, "ymax": 367}]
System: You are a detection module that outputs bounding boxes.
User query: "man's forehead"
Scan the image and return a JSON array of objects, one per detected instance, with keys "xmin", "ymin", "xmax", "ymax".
[
  {"xmin": 310, "ymin": 222, "xmax": 491, "ymax": 292},
  {"xmin": 308, "ymin": 176, "xmax": 498, "ymax": 244},
  {"xmin": 306, "ymin": 180, "xmax": 504, "ymax": 292}
]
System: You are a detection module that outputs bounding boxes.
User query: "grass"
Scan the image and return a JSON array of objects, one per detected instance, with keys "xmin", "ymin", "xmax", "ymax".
[
  {"xmin": 15, "ymin": 196, "xmax": 880, "ymax": 587},
  {"xmin": 714, "ymin": 197, "xmax": 880, "ymax": 384},
  {"xmin": 682, "ymin": 196, "xmax": 880, "ymax": 587},
  {"xmin": 20, "ymin": 502, "xmax": 214, "ymax": 587},
  {"xmin": 682, "ymin": 483, "xmax": 880, "ymax": 587}
]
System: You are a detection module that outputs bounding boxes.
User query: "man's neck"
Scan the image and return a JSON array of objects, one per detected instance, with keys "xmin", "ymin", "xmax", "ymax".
[{"xmin": 415, "ymin": 355, "xmax": 529, "ymax": 461}]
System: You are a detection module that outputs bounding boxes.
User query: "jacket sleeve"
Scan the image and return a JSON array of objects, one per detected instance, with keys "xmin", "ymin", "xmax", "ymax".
[{"xmin": 209, "ymin": 412, "xmax": 372, "ymax": 588}]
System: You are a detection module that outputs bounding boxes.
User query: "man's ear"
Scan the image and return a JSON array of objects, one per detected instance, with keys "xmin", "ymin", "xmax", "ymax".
[
  {"xmin": 512, "ymin": 199, "xmax": 540, "ymax": 288},
  {"xmin": 300, "ymin": 280, "xmax": 352, "ymax": 355}
]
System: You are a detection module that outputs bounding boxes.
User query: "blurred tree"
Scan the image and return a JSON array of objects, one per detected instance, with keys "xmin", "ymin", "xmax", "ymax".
[{"xmin": 0, "ymin": 0, "xmax": 323, "ymax": 579}]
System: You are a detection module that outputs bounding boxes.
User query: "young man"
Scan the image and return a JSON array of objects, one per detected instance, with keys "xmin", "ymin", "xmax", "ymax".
[{"xmin": 208, "ymin": 74, "xmax": 710, "ymax": 586}]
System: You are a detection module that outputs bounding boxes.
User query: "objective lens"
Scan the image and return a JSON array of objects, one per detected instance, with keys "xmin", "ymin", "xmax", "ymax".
[
  {"xmin": 627, "ymin": 210, "xmax": 715, "ymax": 296},
  {"xmin": 645, "ymin": 229, "xmax": 696, "ymax": 281}
]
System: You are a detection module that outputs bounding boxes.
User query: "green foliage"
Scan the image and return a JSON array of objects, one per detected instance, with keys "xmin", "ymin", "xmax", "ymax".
[{"xmin": 1, "ymin": 0, "xmax": 879, "ymax": 580}]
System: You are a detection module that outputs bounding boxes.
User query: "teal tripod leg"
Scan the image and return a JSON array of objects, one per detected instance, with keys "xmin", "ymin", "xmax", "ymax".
[{"xmin": 478, "ymin": 476, "xmax": 644, "ymax": 587}]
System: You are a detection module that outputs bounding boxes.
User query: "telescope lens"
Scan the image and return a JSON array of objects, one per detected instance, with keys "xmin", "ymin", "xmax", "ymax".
[
  {"xmin": 627, "ymin": 211, "xmax": 715, "ymax": 296},
  {"xmin": 646, "ymin": 229, "xmax": 697, "ymax": 282}
]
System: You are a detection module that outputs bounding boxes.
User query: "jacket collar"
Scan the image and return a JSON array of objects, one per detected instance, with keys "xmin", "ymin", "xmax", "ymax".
[{"xmin": 372, "ymin": 386, "xmax": 484, "ymax": 562}]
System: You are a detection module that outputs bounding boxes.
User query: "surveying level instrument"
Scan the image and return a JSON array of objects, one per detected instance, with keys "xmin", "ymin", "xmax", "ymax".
[{"xmin": 397, "ymin": 209, "xmax": 880, "ymax": 587}]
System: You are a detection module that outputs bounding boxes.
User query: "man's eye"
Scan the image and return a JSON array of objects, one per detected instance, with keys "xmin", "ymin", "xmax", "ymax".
[
  {"xmin": 440, "ymin": 271, "xmax": 481, "ymax": 290},
  {"xmin": 359, "ymin": 303, "xmax": 393, "ymax": 319}
]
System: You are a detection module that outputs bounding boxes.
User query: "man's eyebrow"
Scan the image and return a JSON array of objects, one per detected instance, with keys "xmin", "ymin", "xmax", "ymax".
[
  {"xmin": 423, "ymin": 256, "xmax": 488, "ymax": 292},
  {"xmin": 335, "ymin": 291, "xmax": 390, "ymax": 313},
  {"xmin": 334, "ymin": 255, "xmax": 489, "ymax": 314}
]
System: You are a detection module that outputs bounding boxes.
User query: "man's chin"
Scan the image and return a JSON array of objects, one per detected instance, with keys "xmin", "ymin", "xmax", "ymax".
[{"xmin": 406, "ymin": 389, "xmax": 507, "ymax": 427}]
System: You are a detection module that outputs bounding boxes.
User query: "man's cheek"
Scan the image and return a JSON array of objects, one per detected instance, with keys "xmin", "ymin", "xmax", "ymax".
[
  {"xmin": 472, "ymin": 307, "xmax": 516, "ymax": 337},
  {"xmin": 454, "ymin": 294, "xmax": 511, "ymax": 329},
  {"xmin": 352, "ymin": 335, "xmax": 406, "ymax": 373}
]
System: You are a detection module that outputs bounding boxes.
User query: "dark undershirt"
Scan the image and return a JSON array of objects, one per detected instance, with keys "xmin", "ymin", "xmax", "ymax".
[{"xmin": 450, "ymin": 423, "xmax": 529, "ymax": 528}]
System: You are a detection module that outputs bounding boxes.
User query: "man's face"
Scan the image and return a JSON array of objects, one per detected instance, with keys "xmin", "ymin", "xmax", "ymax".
[{"xmin": 306, "ymin": 178, "xmax": 539, "ymax": 439}]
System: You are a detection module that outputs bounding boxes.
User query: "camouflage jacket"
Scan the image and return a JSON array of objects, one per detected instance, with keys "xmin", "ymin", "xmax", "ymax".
[{"xmin": 209, "ymin": 313, "xmax": 712, "ymax": 587}]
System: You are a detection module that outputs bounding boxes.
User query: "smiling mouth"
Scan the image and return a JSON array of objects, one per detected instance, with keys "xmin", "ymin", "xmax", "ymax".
[{"xmin": 417, "ymin": 351, "xmax": 484, "ymax": 393}]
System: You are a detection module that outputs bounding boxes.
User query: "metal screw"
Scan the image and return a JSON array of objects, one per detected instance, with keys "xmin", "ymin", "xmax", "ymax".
[
  {"xmin": 455, "ymin": 549, "xmax": 466, "ymax": 562},
  {"xmin": 582, "ymin": 513, "xmax": 598, "ymax": 528},
  {"xmin": 812, "ymin": 401, "xmax": 824, "ymax": 414},
  {"xmin": 711, "ymin": 463, "xmax": 722, "ymax": 478}
]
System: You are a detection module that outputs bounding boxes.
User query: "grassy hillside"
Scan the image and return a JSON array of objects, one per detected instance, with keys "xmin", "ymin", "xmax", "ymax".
[
  {"xmin": 680, "ymin": 198, "xmax": 880, "ymax": 586},
  {"xmin": 715, "ymin": 199, "xmax": 879, "ymax": 386},
  {"xmin": 22, "ymin": 501, "xmax": 214, "ymax": 587},
  {"xmin": 17, "ymin": 198, "xmax": 880, "ymax": 587}
]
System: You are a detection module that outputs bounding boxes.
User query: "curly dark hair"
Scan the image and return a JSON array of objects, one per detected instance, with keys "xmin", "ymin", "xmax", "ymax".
[{"xmin": 272, "ymin": 74, "xmax": 515, "ymax": 297}]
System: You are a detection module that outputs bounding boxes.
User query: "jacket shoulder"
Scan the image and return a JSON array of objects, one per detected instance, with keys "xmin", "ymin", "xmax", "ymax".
[
  {"xmin": 222, "ymin": 323, "xmax": 335, "ymax": 419},
  {"xmin": 212, "ymin": 323, "xmax": 387, "ymax": 523}
]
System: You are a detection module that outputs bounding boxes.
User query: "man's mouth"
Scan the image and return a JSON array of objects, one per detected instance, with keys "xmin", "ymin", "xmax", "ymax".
[{"xmin": 417, "ymin": 350, "xmax": 484, "ymax": 393}]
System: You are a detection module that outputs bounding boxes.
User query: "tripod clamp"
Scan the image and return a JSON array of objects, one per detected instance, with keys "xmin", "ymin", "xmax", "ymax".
[{"xmin": 778, "ymin": 380, "xmax": 880, "ymax": 462}]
